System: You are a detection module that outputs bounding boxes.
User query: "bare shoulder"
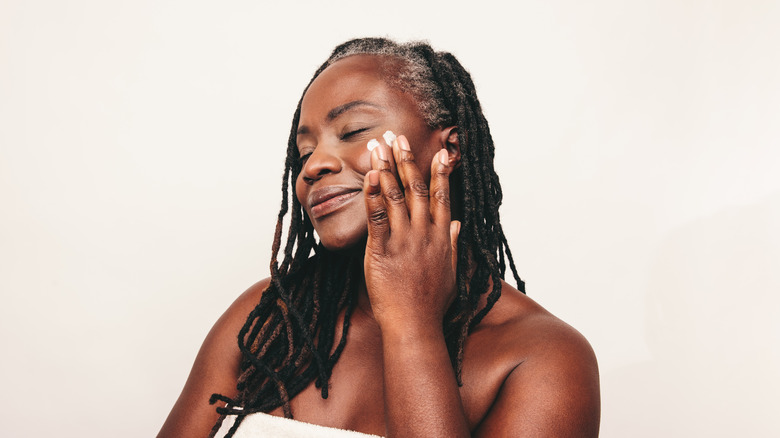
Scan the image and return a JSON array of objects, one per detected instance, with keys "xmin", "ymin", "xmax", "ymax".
[
  {"xmin": 481, "ymin": 281, "xmax": 596, "ymax": 357},
  {"xmin": 222, "ymin": 278, "xmax": 272, "ymax": 326},
  {"xmin": 470, "ymin": 281, "xmax": 600, "ymax": 437},
  {"xmin": 157, "ymin": 278, "xmax": 270, "ymax": 438}
]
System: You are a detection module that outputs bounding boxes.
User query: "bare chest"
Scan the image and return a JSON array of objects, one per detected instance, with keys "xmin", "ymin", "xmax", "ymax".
[{"xmin": 270, "ymin": 322, "xmax": 517, "ymax": 435}]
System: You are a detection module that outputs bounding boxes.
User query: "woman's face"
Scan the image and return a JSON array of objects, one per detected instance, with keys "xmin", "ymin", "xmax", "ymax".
[{"xmin": 295, "ymin": 55, "xmax": 444, "ymax": 251}]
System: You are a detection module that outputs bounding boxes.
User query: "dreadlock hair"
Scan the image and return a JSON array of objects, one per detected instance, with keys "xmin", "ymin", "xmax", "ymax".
[{"xmin": 209, "ymin": 37, "xmax": 525, "ymax": 437}]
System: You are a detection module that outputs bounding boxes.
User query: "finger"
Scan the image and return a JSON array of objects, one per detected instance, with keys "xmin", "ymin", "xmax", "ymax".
[
  {"xmin": 392, "ymin": 135, "xmax": 432, "ymax": 226},
  {"xmin": 450, "ymin": 220, "xmax": 461, "ymax": 274},
  {"xmin": 429, "ymin": 148, "xmax": 453, "ymax": 226},
  {"xmin": 372, "ymin": 145, "xmax": 410, "ymax": 231},
  {"xmin": 371, "ymin": 141, "xmax": 399, "ymax": 185},
  {"xmin": 363, "ymin": 170, "xmax": 389, "ymax": 251}
]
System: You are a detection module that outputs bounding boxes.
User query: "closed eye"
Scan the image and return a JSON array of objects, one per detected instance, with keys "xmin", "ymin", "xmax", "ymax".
[{"xmin": 340, "ymin": 127, "xmax": 370, "ymax": 141}]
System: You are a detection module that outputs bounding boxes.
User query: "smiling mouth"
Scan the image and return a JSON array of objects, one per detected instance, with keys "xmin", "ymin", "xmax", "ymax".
[{"xmin": 310, "ymin": 190, "xmax": 361, "ymax": 219}]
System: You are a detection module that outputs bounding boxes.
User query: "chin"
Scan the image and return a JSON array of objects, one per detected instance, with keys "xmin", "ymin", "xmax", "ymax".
[{"xmin": 316, "ymin": 226, "xmax": 368, "ymax": 253}]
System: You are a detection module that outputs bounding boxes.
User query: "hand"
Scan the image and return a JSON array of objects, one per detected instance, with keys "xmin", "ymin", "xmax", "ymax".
[{"xmin": 362, "ymin": 134, "xmax": 461, "ymax": 332}]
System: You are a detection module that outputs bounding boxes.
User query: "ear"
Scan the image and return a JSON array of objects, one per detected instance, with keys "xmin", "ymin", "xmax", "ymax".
[{"xmin": 438, "ymin": 126, "xmax": 461, "ymax": 168}]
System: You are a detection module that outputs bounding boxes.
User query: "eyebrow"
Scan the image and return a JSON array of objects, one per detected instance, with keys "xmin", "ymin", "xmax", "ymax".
[
  {"xmin": 327, "ymin": 100, "xmax": 382, "ymax": 120},
  {"xmin": 297, "ymin": 100, "xmax": 384, "ymax": 136}
]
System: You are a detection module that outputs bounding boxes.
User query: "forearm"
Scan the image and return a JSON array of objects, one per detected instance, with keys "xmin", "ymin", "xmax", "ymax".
[{"xmin": 381, "ymin": 323, "xmax": 470, "ymax": 438}]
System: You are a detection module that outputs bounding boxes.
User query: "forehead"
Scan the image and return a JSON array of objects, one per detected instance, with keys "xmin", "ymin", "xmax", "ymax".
[{"xmin": 300, "ymin": 55, "xmax": 410, "ymax": 118}]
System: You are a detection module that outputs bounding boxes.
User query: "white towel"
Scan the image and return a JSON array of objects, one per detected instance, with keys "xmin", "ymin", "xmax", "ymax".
[{"xmin": 214, "ymin": 412, "xmax": 383, "ymax": 438}]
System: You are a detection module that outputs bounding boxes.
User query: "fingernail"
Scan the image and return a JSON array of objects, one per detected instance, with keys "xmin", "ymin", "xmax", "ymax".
[
  {"xmin": 369, "ymin": 170, "xmax": 379, "ymax": 186},
  {"xmin": 438, "ymin": 149, "xmax": 448, "ymax": 166},
  {"xmin": 377, "ymin": 144, "xmax": 388, "ymax": 161},
  {"xmin": 398, "ymin": 135, "xmax": 410, "ymax": 151}
]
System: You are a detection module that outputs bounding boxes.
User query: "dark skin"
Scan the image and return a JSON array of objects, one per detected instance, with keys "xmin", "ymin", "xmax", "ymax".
[{"xmin": 159, "ymin": 55, "xmax": 600, "ymax": 437}]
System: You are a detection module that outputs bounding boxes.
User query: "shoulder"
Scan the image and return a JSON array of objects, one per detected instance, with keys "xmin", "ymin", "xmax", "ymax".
[
  {"xmin": 221, "ymin": 278, "xmax": 272, "ymax": 327},
  {"xmin": 470, "ymin": 281, "xmax": 596, "ymax": 366},
  {"xmin": 157, "ymin": 278, "xmax": 270, "ymax": 438},
  {"xmin": 492, "ymin": 281, "xmax": 595, "ymax": 356},
  {"xmin": 470, "ymin": 281, "xmax": 600, "ymax": 437},
  {"xmin": 196, "ymin": 277, "xmax": 271, "ymax": 366}
]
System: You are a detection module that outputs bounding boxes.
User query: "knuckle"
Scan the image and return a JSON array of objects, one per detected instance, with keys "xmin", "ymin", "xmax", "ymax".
[
  {"xmin": 384, "ymin": 187, "xmax": 405, "ymax": 203},
  {"xmin": 435, "ymin": 166, "xmax": 450, "ymax": 178},
  {"xmin": 368, "ymin": 208, "xmax": 388, "ymax": 224},
  {"xmin": 409, "ymin": 180, "xmax": 430, "ymax": 198},
  {"xmin": 433, "ymin": 188, "xmax": 451, "ymax": 207},
  {"xmin": 367, "ymin": 190, "xmax": 383, "ymax": 200}
]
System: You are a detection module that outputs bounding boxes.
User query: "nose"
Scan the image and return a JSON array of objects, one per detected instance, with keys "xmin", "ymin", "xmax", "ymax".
[{"xmin": 300, "ymin": 143, "xmax": 342, "ymax": 184}]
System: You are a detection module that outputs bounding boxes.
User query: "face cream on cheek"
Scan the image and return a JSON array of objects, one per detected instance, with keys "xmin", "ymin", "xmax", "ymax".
[
  {"xmin": 382, "ymin": 130, "xmax": 397, "ymax": 147},
  {"xmin": 366, "ymin": 130, "xmax": 397, "ymax": 151}
]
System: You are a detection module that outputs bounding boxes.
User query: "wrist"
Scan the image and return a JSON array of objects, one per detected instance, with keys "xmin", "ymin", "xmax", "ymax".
[
  {"xmin": 378, "ymin": 317, "xmax": 446, "ymax": 347},
  {"xmin": 370, "ymin": 300, "xmax": 446, "ymax": 335}
]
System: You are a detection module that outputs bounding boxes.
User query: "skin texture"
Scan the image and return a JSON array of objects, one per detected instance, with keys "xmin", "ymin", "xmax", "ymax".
[{"xmin": 159, "ymin": 55, "xmax": 600, "ymax": 437}]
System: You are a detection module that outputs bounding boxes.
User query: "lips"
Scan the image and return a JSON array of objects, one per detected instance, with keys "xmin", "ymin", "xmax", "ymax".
[{"xmin": 308, "ymin": 186, "xmax": 362, "ymax": 219}]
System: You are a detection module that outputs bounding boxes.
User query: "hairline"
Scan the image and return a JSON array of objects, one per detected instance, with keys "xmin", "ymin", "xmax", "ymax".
[{"xmin": 323, "ymin": 52, "xmax": 450, "ymax": 128}]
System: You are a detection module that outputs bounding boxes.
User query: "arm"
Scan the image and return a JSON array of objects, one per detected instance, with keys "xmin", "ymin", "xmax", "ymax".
[
  {"xmin": 157, "ymin": 279, "xmax": 269, "ymax": 438},
  {"xmin": 382, "ymin": 319, "xmax": 600, "ymax": 438},
  {"xmin": 363, "ymin": 135, "xmax": 469, "ymax": 437},
  {"xmin": 380, "ymin": 321, "xmax": 470, "ymax": 437},
  {"xmin": 363, "ymin": 136, "xmax": 600, "ymax": 436}
]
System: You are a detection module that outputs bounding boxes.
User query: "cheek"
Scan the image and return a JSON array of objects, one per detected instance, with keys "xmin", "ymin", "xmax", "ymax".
[
  {"xmin": 294, "ymin": 175, "xmax": 306, "ymax": 207},
  {"xmin": 343, "ymin": 143, "xmax": 372, "ymax": 177},
  {"xmin": 415, "ymin": 150, "xmax": 435, "ymax": 182},
  {"xmin": 356, "ymin": 149, "xmax": 372, "ymax": 175},
  {"xmin": 407, "ymin": 138, "xmax": 440, "ymax": 181}
]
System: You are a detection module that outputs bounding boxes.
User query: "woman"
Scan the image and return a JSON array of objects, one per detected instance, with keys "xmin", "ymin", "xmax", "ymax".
[{"xmin": 159, "ymin": 38, "xmax": 600, "ymax": 437}]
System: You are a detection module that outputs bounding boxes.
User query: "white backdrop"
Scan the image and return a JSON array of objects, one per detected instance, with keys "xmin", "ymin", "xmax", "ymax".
[{"xmin": 1, "ymin": 1, "xmax": 778, "ymax": 436}]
